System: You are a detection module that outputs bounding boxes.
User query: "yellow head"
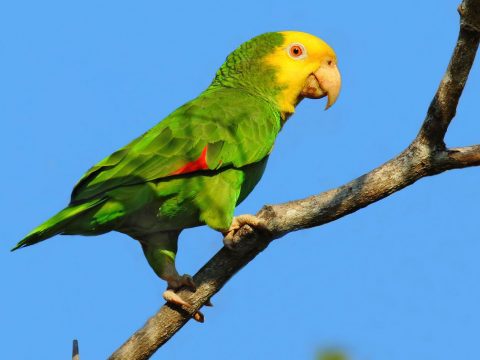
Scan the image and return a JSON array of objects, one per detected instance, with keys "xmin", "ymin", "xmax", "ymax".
[
  {"xmin": 265, "ymin": 31, "xmax": 341, "ymax": 115},
  {"xmin": 210, "ymin": 31, "xmax": 341, "ymax": 119}
]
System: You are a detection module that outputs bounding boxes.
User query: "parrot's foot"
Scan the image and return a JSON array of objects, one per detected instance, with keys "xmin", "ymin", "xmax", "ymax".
[
  {"xmin": 223, "ymin": 214, "xmax": 269, "ymax": 250},
  {"xmin": 163, "ymin": 289, "xmax": 205, "ymax": 322},
  {"xmin": 166, "ymin": 274, "xmax": 196, "ymax": 291},
  {"xmin": 162, "ymin": 275, "xmax": 205, "ymax": 323}
]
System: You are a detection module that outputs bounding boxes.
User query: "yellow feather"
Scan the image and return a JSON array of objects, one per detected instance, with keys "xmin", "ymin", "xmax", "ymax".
[{"xmin": 264, "ymin": 31, "xmax": 337, "ymax": 117}]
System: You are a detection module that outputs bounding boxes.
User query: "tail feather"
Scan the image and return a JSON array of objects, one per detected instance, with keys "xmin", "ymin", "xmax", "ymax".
[{"xmin": 12, "ymin": 198, "xmax": 106, "ymax": 251}]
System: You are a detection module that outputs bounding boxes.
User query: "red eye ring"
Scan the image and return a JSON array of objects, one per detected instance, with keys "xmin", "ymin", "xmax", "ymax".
[{"xmin": 289, "ymin": 45, "xmax": 303, "ymax": 57}]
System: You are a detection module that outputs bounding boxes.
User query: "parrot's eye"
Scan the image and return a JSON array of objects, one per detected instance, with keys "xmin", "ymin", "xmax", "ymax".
[{"xmin": 287, "ymin": 43, "xmax": 307, "ymax": 59}]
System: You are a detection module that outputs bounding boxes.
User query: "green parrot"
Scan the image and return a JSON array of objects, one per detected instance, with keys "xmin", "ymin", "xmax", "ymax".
[{"xmin": 13, "ymin": 31, "xmax": 341, "ymax": 313}]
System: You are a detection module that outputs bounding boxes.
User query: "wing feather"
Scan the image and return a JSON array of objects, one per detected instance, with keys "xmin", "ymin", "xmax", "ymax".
[{"xmin": 71, "ymin": 89, "xmax": 280, "ymax": 203}]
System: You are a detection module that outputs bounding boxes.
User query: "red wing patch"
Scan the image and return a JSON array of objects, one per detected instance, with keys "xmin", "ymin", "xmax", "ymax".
[{"xmin": 171, "ymin": 145, "xmax": 209, "ymax": 176}]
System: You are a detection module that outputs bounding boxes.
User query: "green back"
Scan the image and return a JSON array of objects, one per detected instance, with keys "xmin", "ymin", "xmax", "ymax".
[
  {"xmin": 72, "ymin": 89, "xmax": 281, "ymax": 203},
  {"xmin": 71, "ymin": 32, "xmax": 287, "ymax": 204}
]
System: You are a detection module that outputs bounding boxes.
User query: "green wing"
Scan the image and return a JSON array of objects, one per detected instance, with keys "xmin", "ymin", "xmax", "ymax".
[{"xmin": 71, "ymin": 88, "xmax": 281, "ymax": 203}]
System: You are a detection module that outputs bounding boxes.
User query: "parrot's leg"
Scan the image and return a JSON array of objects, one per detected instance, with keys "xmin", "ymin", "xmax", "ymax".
[
  {"xmin": 222, "ymin": 214, "xmax": 269, "ymax": 249},
  {"xmin": 140, "ymin": 231, "xmax": 194, "ymax": 289},
  {"xmin": 139, "ymin": 231, "xmax": 203, "ymax": 321}
]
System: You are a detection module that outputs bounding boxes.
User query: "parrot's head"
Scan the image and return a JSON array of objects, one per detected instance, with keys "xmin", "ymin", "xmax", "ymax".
[{"xmin": 210, "ymin": 31, "xmax": 341, "ymax": 118}]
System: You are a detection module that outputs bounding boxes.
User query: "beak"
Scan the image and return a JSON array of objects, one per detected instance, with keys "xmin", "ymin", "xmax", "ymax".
[{"xmin": 300, "ymin": 61, "xmax": 341, "ymax": 110}]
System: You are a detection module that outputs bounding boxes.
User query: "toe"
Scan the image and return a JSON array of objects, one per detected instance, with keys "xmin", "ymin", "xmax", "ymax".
[
  {"xmin": 223, "ymin": 230, "xmax": 236, "ymax": 249},
  {"xmin": 163, "ymin": 289, "xmax": 192, "ymax": 308},
  {"xmin": 223, "ymin": 214, "xmax": 269, "ymax": 250},
  {"xmin": 193, "ymin": 311, "xmax": 205, "ymax": 323},
  {"xmin": 237, "ymin": 214, "xmax": 268, "ymax": 231},
  {"xmin": 167, "ymin": 274, "xmax": 196, "ymax": 291},
  {"xmin": 181, "ymin": 274, "xmax": 196, "ymax": 290},
  {"xmin": 163, "ymin": 290, "xmax": 205, "ymax": 323}
]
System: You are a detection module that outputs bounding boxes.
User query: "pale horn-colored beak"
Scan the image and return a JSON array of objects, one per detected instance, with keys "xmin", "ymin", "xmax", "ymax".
[{"xmin": 300, "ymin": 61, "xmax": 341, "ymax": 110}]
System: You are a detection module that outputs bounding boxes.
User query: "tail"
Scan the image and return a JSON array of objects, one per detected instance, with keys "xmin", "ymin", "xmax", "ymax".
[{"xmin": 12, "ymin": 198, "xmax": 107, "ymax": 251}]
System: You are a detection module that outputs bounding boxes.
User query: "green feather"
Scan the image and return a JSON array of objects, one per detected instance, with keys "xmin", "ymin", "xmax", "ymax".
[
  {"xmin": 16, "ymin": 31, "xmax": 290, "ymax": 285},
  {"xmin": 71, "ymin": 88, "xmax": 280, "ymax": 204},
  {"xmin": 12, "ymin": 197, "xmax": 107, "ymax": 250}
]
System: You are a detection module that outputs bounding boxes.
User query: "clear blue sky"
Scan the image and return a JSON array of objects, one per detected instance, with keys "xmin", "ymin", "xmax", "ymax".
[{"xmin": 2, "ymin": 0, "xmax": 479, "ymax": 359}]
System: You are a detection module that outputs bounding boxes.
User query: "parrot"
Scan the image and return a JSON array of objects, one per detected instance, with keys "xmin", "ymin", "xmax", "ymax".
[{"xmin": 13, "ymin": 31, "xmax": 341, "ymax": 316}]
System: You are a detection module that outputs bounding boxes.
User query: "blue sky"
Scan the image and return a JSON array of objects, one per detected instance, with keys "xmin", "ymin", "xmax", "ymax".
[{"xmin": 2, "ymin": 0, "xmax": 479, "ymax": 359}]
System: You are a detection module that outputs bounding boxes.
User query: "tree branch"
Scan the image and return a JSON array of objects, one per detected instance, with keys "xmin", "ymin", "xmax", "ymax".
[
  {"xmin": 417, "ymin": 0, "xmax": 480, "ymax": 148},
  {"xmin": 72, "ymin": 339, "xmax": 79, "ymax": 360},
  {"xmin": 109, "ymin": 1, "xmax": 480, "ymax": 359}
]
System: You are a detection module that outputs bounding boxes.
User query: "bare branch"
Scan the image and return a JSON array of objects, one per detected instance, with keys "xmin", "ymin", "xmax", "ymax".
[
  {"xmin": 72, "ymin": 339, "xmax": 79, "ymax": 360},
  {"xmin": 417, "ymin": 0, "xmax": 480, "ymax": 148},
  {"xmin": 434, "ymin": 144, "xmax": 480, "ymax": 170},
  {"xmin": 109, "ymin": 1, "xmax": 480, "ymax": 359}
]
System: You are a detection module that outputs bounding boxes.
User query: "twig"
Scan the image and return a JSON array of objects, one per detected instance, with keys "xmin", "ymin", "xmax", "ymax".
[{"xmin": 72, "ymin": 339, "xmax": 79, "ymax": 360}]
